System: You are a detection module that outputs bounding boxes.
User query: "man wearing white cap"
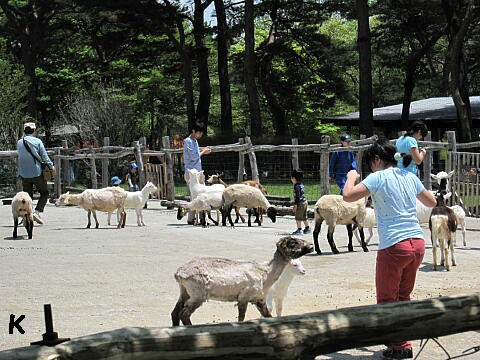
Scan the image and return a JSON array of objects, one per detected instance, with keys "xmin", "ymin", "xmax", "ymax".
[{"xmin": 16, "ymin": 122, "xmax": 55, "ymax": 224}]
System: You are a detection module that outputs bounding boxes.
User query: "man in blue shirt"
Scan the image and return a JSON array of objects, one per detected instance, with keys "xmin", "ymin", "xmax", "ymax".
[
  {"xmin": 17, "ymin": 122, "xmax": 55, "ymax": 224},
  {"xmin": 329, "ymin": 134, "xmax": 357, "ymax": 194},
  {"xmin": 183, "ymin": 122, "xmax": 211, "ymax": 224}
]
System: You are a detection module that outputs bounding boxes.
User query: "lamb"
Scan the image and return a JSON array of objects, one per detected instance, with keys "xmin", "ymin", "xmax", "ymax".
[
  {"xmin": 429, "ymin": 191, "xmax": 457, "ymax": 271},
  {"xmin": 207, "ymin": 172, "xmax": 267, "ymax": 225},
  {"xmin": 313, "ymin": 195, "xmax": 367, "ymax": 255},
  {"xmin": 171, "ymin": 236, "xmax": 313, "ymax": 326},
  {"xmin": 107, "ymin": 182, "xmax": 158, "ymax": 226},
  {"xmin": 177, "ymin": 189, "xmax": 225, "ymax": 227},
  {"xmin": 221, "ymin": 184, "xmax": 277, "ymax": 227},
  {"xmin": 11, "ymin": 192, "xmax": 34, "ymax": 239},
  {"xmin": 56, "ymin": 187, "xmax": 127, "ymax": 229},
  {"xmin": 265, "ymin": 259, "xmax": 306, "ymax": 317},
  {"xmin": 354, "ymin": 207, "xmax": 375, "ymax": 245}
]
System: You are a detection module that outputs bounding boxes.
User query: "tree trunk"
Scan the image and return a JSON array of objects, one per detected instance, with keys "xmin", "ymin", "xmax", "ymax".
[
  {"xmin": 443, "ymin": 0, "xmax": 475, "ymax": 142},
  {"xmin": 356, "ymin": 0, "xmax": 373, "ymax": 137},
  {"xmin": 214, "ymin": 0, "xmax": 233, "ymax": 135},
  {"xmin": 193, "ymin": 0, "xmax": 213, "ymax": 133},
  {"xmin": 182, "ymin": 50, "xmax": 196, "ymax": 132},
  {"xmin": 244, "ymin": 0, "xmax": 262, "ymax": 137},
  {"xmin": 3, "ymin": 293, "xmax": 478, "ymax": 360}
]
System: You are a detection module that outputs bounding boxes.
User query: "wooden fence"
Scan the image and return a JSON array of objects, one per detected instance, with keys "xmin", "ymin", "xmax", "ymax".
[
  {"xmin": 1, "ymin": 131, "xmax": 480, "ymax": 215},
  {"xmin": 0, "ymin": 292, "xmax": 478, "ymax": 360}
]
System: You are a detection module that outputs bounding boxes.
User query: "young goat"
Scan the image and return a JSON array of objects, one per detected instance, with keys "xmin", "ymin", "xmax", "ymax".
[
  {"xmin": 11, "ymin": 192, "xmax": 34, "ymax": 239},
  {"xmin": 429, "ymin": 191, "xmax": 457, "ymax": 271}
]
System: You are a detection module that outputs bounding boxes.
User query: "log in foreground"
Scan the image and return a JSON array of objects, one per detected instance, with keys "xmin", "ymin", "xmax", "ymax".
[{"xmin": 1, "ymin": 293, "xmax": 479, "ymax": 360}]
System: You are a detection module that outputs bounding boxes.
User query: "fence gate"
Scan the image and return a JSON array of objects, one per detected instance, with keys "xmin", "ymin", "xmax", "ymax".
[
  {"xmin": 144, "ymin": 162, "xmax": 167, "ymax": 200},
  {"xmin": 449, "ymin": 151, "xmax": 480, "ymax": 217}
]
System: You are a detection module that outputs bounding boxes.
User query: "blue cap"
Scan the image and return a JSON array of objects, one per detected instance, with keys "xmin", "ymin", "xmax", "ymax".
[
  {"xmin": 111, "ymin": 176, "xmax": 122, "ymax": 185},
  {"xmin": 340, "ymin": 134, "xmax": 351, "ymax": 142},
  {"xmin": 130, "ymin": 163, "xmax": 138, "ymax": 169}
]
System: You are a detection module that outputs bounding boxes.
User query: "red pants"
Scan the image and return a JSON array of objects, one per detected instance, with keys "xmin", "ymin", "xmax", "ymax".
[{"xmin": 376, "ymin": 238, "xmax": 425, "ymax": 350}]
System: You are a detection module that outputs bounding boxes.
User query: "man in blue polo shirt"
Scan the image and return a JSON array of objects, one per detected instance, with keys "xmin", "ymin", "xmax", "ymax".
[
  {"xmin": 329, "ymin": 134, "xmax": 357, "ymax": 194},
  {"xmin": 183, "ymin": 122, "xmax": 211, "ymax": 224},
  {"xmin": 17, "ymin": 122, "xmax": 55, "ymax": 224}
]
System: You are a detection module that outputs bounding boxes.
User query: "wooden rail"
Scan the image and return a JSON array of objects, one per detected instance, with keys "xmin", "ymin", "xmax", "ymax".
[{"xmin": 1, "ymin": 293, "xmax": 478, "ymax": 360}]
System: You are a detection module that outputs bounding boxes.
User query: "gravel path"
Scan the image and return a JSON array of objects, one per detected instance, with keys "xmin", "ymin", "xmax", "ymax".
[{"xmin": 0, "ymin": 200, "xmax": 479, "ymax": 358}]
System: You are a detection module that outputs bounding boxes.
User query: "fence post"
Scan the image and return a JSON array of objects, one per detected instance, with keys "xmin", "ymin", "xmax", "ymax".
[
  {"xmin": 291, "ymin": 138, "xmax": 299, "ymax": 170},
  {"xmin": 237, "ymin": 138, "xmax": 245, "ymax": 182},
  {"xmin": 245, "ymin": 136, "xmax": 259, "ymax": 182},
  {"xmin": 54, "ymin": 148, "xmax": 61, "ymax": 199},
  {"xmin": 134, "ymin": 140, "xmax": 146, "ymax": 188},
  {"xmin": 89, "ymin": 145, "xmax": 97, "ymax": 189},
  {"xmin": 356, "ymin": 134, "xmax": 366, "ymax": 179},
  {"xmin": 423, "ymin": 131, "xmax": 432, "ymax": 190},
  {"xmin": 61, "ymin": 140, "xmax": 70, "ymax": 191},
  {"xmin": 446, "ymin": 131, "xmax": 457, "ymax": 173},
  {"xmin": 320, "ymin": 135, "xmax": 330, "ymax": 195},
  {"xmin": 101, "ymin": 137, "xmax": 110, "ymax": 188},
  {"xmin": 162, "ymin": 136, "xmax": 175, "ymax": 202}
]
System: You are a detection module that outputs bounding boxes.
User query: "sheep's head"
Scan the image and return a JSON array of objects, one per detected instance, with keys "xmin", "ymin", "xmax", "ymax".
[
  {"xmin": 435, "ymin": 190, "xmax": 452, "ymax": 207},
  {"xmin": 431, "ymin": 170, "xmax": 454, "ymax": 192},
  {"xmin": 267, "ymin": 207, "xmax": 277, "ymax": 223},
  {"xmin": 177, "ymin": 207, "xmax": 187, "ymax": 220},
  {"xmin": 289, "ymin": 259, "xmax": 306, "ymax": 275},
  {"xmin": 276, "ymin": 236, "xmax": 313, "ymax": 259},
  {"xmin": 55, "ymin": 192, "xmax": 70, "ymax": 206},
  {"xmin": 206, "ymin": 172, "xmax": 223, "ymax": 184},
  {"xmin": 145, "ymin": 181, "xmax": 158, "ymax": 193}
]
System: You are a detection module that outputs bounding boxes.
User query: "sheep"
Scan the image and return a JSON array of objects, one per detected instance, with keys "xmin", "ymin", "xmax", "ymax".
[
  {"xmin": 354, "ymin": 207, "xmax": 375, "ymax": 245},
  {"xmin": 11, "ymin": 192, "xmax": 34, "ymax": 239},
  {"xmin": 431, "ymin": 170, "xmax": 454, "ymax": 193},
  {"xmin": 177, "ymin": 189, "xmax": 225, "ymax": 227},
  {"xmin": 429, "ymin": 191, "xmax": 457, "ymax": 271},
  {"xmin": 265, "ymin": 259, "xmax": 306, "ymax": 317},
  {"xmin": 107, "ymin": 182, "xmax": 157, "ymax": 226},
  {"xmin": 313, "ymin": 195, "xmax": 367, "ymax": 255},
  {"xmin": 221, "ymin": 184, "xmax": 277, "ymax": 227},
  {"xmin": 56, "ymin": 187, "xmax": 127, "ymax": 229},
  {"xmin": 171, "ymin": 236, "xmax": 314, "ymax": 326},
  {"xmin": 206, "ymin": 172, "xmax": 267, "ymax": 225}
]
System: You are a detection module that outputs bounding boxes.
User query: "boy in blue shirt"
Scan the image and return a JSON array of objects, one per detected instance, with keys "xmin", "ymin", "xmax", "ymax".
[{"xmin": 291, "ymin": 170, "xmax": 310, "ymax": 235}]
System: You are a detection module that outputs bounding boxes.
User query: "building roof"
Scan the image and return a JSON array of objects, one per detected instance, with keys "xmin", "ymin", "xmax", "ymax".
[{"xmin": 325, "ymin": 96, "xmax": 480, "ymax": 125}]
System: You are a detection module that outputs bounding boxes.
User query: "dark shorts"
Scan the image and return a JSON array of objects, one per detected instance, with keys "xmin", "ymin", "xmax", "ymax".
[{"xmin": 295, "ymin": 201, "xmax": 308, "ymax": 221}]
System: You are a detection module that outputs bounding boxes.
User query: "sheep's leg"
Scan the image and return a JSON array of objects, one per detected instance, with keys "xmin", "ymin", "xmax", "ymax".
[
  {"xmin": 346, "ymin": 224, "xmax": 354, "ymax": 252},
  {"xmin": 357, "ymin": 226, "xmax": 368, "ymax": 252},
  {"xmin": 327, "ymin": 225, "xmax": 339, "ymax": 254},
  {"xmin": 443, "ymin": 238, "xmax": 450, "ymax": 271},
  {"xmin": 254, "ymin": 208, "xmax": 261, "ymax": 226},
  {"xmin": 313, "ymin": 218, "xmax": 323, "ymax": 255},
  {"xmin": 366, "ymin": 228, "xmax": 373, "ymax": 245},
  {"xmin": 431, "ymin": 236, "xmax": 438, "ymax": 271},
  {"xmin": 26, "ymin": 218, "xmax": 33, "ymax": 239},
  {"xmin": 225, "ymin": 205, "xmax": 235, "ymax": 227},
  {"xmin": 136, "ymin": 208, "xmax": 142, "ymax": 226},
  {"xmin": 254, "ymin": 301, "xmax": 272, "ymax": 318},
  {"xmin": 87, "ymin": 210, "xmax": 92, "ymax": 228},
  {"xmin": 171, "ymin": 285, "xmax": 190, "ymax": 326},
  {"xmin": 117, "ymin": 210, "xmax": 126, "ymax": 229},
  {"xmin": 90, "ymin": 210, "xmax": 99, "ymax": 229},
  {"xmin": 440, "ymin": 238, "xmax": 446, "ymax": 267},
  {"xmin": 221, "ymin": 207, "xmax": 228, "ymax": 226},
  {"xmin": 200, "ymin": 211, "xmax": 208, "ymax": 228},
  {"xmin": 461, "ymin": 221, "xmax": 467, "ymax": 246},
  {"xmin": 247, "ymin": 209, "xmax": 252, "ymax": 227},
  {"xmin": 450, "ymin": 234, "xmax": 456, "ymax": 267},
  {"xmin": 207, "ymin": 211, "xmax": 218, "ymax": 226},
  {"xmin": 179, "ymin": 297, "xmax": 204, "ymax": 325},
  {"xmin": 13, "ymin": 217, "xmax": 18, "ymax": 238},
  {"xmin": 107, "ymin": 212, "xmax": 112, "ymax": 226},
  {"xmin": 237, "ymin": 301, "xmax": 248, "ymax": 321},
  {"xmin": 234, "ymin": 207, "xmax": 245, "ymax": 223}
]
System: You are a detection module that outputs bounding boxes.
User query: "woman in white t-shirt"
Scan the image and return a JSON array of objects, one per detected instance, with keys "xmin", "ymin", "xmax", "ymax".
[
  {"xmin": 395, "ymin": 121, "xmax": 428, "ymax": 175},
  {"xmin": 343, "ymin": 139, "xmax": 436, "ymax": 360}
]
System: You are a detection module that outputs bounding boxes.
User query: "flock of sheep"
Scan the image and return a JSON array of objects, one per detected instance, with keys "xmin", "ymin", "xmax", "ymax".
[{"xmin": 9, "ymin": 168, "xmax": 468, "ymax": 326}]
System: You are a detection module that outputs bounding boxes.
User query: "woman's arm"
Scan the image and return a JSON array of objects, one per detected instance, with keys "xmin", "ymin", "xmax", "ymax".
[
  {"xmin": 417, "ymin": 189, "xmax": 436, "ymax": 207},
  {"xmin": 410, "ymin": 146, "xmax": 426, "ymax": 165},
  {"xmin": 343, "ymin": 170, "xmax": 370, "ymax": 202}
]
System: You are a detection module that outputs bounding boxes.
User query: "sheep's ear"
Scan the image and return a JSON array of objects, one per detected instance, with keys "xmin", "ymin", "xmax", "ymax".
[
  {"xmin": 447, "ymin": 170, "xmax": 455, "ymax": 178},
  {"xmin": 430, "ymin": 173, "xmax": 438, "ymax": 180},
  {"xmin": 444, "ymin": 192, "xmax": 452, "ymax": 200}
]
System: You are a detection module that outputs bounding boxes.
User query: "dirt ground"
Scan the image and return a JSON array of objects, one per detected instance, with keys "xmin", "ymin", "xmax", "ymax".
[{"xmin": 0, "ymin": 200, "xmax": 479, "ymax": 359}]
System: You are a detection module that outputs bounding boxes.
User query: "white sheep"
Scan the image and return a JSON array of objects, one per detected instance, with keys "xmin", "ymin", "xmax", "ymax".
[
  {"xmin": 11, "ymin": 191, "xmax": 34, "ymax": 239},
  {"xmin": 171, "ymin": 236, "xmax": 314, "ymax": 326},
  {"xmin": 177, "ymin": 189, "xmax": 225, "ymax": 227},
  {"xmin": 313, "ymin": 195, "xmax": 367, "ymax": 255},
  {"xmin": 107, "ymin": 182, "xmax": 158, "ymax": 226},
  {"xmin": 354, "ymin": 207, "xmax": 375, "ymax": 245},
  {"xmin": 56, "ymin": 187, "xmax": 127, "ymax": 228},
  {"xmin": 221, "ymin": 184, "xmax": 277, "ymax": 227},
  {"xmin": 429, "ymin": 191, "xmax": 457, "ymax": 271},
  {"xmin": 266, "ymin": 259, "xmax": 306, "ymax": 317}
]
